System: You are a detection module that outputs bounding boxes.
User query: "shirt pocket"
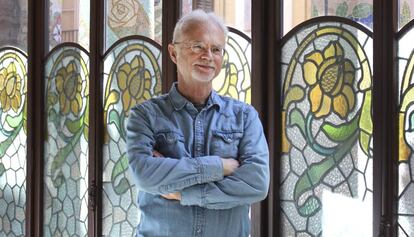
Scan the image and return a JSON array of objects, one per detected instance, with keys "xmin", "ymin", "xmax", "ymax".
[
  {"xmin": 154, "ymin": 131, "xmax": 187, "ymax": 158},
  {"xmin": 211, "ymin": 130, "xmax": 243, "ymax": 158}
]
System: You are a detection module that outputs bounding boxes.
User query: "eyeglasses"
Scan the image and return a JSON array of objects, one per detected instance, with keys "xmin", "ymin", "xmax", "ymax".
[{"xmin": 173, "ymin": 41, "xmax": 225, "ymax": 56}]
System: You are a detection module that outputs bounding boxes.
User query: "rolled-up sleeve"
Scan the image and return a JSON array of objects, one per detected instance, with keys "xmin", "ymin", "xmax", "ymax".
[
  {"xmin": 180, "ymin": 106, "xmax": 269, "ymax": 209},
  {"xmin": 127, "ymin": 104, "xmax": 224, "ymax": 195}
]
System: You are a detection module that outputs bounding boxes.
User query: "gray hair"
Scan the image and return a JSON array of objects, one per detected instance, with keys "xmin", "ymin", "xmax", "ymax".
[{"xmin": 172, "ymin": 9, "xmax": 228, "ymax": 43}]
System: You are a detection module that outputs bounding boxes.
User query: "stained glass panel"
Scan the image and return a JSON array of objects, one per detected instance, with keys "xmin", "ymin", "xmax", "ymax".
[
  {"xmin": 397, "ymin": 26, "xmax": 414, "ymax": 237},
  {"xmin": 283, "ymin": 0, "xmax": 373, "ymax": 35},
  {"xmin": 48, "ymin": 0, "xmax": 90, "ymax": 51},
  {"xmin": 213, "ymin": 30, "xmax": 251, "ymax": 103},
  {"xmin": 0, "ymin": 48, "xmax": 27, "ymax": 237},
  {"xmin": 44, "ymin": 46, "xmax": 89, "ymax": 237},
  {"xmin": 102, "ymin": 39, "xmax": 162, "ymax": 236},
  {"xmin": 105, "ymin": 0, "xmax": 162, "ymax": 50},
  {"xmin": 280, "ymin": 22, "xmax": 373, "ymax": 236},
  {"xmin": 399, "ymin": 0, "xmax": 414, "ymax": 29}
]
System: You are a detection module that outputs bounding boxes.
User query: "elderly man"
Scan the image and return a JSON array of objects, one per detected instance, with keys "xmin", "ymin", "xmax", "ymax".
[{"xmin": 127, "ymin": 9, "xmax": 269, "ymax": 237}]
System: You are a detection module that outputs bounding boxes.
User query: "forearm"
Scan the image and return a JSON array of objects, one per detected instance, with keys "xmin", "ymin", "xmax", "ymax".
[{"xmin": 180, "ymin": 161, "xmax": 269, "ymax": 209}]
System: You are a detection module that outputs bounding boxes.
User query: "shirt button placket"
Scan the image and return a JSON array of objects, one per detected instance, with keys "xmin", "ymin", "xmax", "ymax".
[{"xmin": 194, "ymin": 116, "xmax": 204, "ymax": 157}]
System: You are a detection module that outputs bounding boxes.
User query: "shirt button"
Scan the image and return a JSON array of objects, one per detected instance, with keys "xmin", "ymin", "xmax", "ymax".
[{"xmin": 197, "ymin": 229, "xmax": 202, "ymax": 233}]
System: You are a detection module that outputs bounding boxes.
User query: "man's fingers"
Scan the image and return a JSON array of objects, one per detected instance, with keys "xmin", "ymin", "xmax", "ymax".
[{"xmin": 152, "ymin": 150, "xmax": 164, "ymax": 157}]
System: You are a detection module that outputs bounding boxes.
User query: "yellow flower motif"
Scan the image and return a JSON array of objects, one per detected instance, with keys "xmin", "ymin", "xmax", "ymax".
[
  {"xmin": 117, "ymin": 55, "xmax": 152, "ymax": 114},
  {"xmin": 55, "ymin": 61, "xmax": 83, "ymax": 116},
  {"xmin": 303, "ymin": 42, "xmax": 356, "ymax": 119},
  {"xmin": 0, "ymin": 62, "xmax": 23, "ymax": 113}
]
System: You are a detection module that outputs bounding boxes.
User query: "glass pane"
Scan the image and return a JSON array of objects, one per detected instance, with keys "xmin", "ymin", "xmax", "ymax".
[
  {"xmin": 44, "ymin": 46, "xmax": 89, "ymax": 237},
  {"xmin": 283, "ymin": 0, "xmax": 373, "ymax": 35},
  {"xmin": 0, "ymin": 1, "xmax": 28, "ymax": 51},
  {"xmin": 399, "ymin": 0, "xmax": 414, "ymax": 29},
  {"xmin": 397, "ymin": 27, "xmax": 414, "ymax": 237},
  {"xmin": 48, "ymin": 0, "xmax": 90, "ymax": 51},
  {"xmin": 213, "ymin": 30, "xmax": 251, "ymax": 103},
  {"xmin": 105, "ymin": 0, "xmax": 162, "ymax": 50},
  {"xmin": 0, "ymin": 48, "xmax": 27, "ymax": 237},
  {"xmin": 183, "ymin": 0, "xmax": 251, "ymax": 36},
  {"xmin": 102, "ymin": 39, "xmax": 162, "ymax": 236},
  {"xmin": 280, "ymin": 22, "xmax": 373, "ymax": 236}
]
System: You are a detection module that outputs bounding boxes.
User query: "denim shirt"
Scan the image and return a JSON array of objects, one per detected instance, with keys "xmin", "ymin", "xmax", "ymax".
[{"xmin": 127, "ymin": 83, "xmax": 269, "ymax": 237}]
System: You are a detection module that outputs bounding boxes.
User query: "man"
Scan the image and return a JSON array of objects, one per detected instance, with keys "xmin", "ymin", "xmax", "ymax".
[{"xmin": 127, "ymin": 9, "xmax": 269, "ymax": 237}]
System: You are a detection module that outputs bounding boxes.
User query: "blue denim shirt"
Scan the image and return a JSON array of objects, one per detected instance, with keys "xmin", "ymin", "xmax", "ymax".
[{"xmin": 127, "ymin": 83, "xmax": 269, "ymax": 237}]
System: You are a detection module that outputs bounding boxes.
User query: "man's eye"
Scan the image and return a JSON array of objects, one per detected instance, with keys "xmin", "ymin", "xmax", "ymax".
[
  {"xmin": 212, "ymin": 47, "xmax": 222, "ymax": 54},
  {"xmin": 192, "ymin": 44, "xmax": 204, "ymax": 50}
]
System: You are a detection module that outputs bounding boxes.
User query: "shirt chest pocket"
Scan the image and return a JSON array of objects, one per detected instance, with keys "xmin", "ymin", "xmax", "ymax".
[
  {"xmin": 154, "ymin": 131, "xmax": 187, "ymax": 158},
  {"xmin": 211, "ymin": 130, "xmax": 243, "ymax": 158}
]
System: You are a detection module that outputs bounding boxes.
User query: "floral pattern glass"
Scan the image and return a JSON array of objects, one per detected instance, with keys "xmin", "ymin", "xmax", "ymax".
[
  {"xmin": 0, "ymin": 48, "xmax": 27, "ymax": 237},
  {"xmin": 102, "ymin": 39, "xmax": 162, "ymax": 236},
  {"xmin": 44, "ymin": 46, "xmax": 89, "ymax": 237},
  {"xmin": 280, "ymin": 22, "xmax": 373, "ymax": 236},
  {"xmin": 213, "ymin": 29, "xmax": 251, "ymax": 104},
  {"xmin": 397, "ymin": 25, "xmax": 414, "ymax": 237},
  {"xmin": 105, "ymin": 0, "xmax": 162, "ymax": 50}
]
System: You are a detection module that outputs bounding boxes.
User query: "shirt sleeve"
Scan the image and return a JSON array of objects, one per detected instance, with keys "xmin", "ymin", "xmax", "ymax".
[
  {"xmin": 126, "ymin": 104, "xmax": 224, "ymax": 195},
  {"xmin": 180, "ymin": 106, "xmax": 270, "ymax": 209}
]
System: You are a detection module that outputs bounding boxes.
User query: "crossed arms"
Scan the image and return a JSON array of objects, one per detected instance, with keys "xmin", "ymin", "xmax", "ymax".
[{"xmin": 126, "ymin": 104, "xmax": 269, "ymax": 209}]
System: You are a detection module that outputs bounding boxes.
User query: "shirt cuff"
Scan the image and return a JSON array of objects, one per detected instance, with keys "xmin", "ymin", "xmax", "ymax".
[
  {"xmin": 180, "ymin": 184, "xmax": 204, "ymax": 206},
  {"xmin": 196, "ymin": 155, "xmax": 223, "ymax": 183}
]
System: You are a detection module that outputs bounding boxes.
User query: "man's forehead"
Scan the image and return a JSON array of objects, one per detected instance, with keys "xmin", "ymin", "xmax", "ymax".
[{"xmin": 181, "ymin": 24, "xmax": 225, "ymax": 42}]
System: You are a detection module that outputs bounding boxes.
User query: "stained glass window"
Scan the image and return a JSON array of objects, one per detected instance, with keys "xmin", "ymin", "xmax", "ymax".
[
  {"xmin": 213, "ymin": 29, "xmax": 251, "ymax": 104},
  {"xmin": 280, "ymin": 22, "xmax": 373, "ymax": 236},
  {"xmin": 0, "ymin": 47, "xmax": 27, "ymax": 237},
  {"xmin": 44, "ymin": 46, "xmax": 89, "ymax": 237},
  {"xmin": 399, "ymin": 0, "xmax": 414, "ymax": 29},
  {"xmin": 105, "ymin": 0, "xmax": 162, "ymax": 50},
  {"xmin": 397, "ymin": 25, "xmax": 414, "ymax": 237},
  {"xmin": 283, "ymin": 0, "xmax": 373, "ymax": 34},
  {"xmin": 102, "ymin": 38, "xmax": 162, "ymax": 236}
]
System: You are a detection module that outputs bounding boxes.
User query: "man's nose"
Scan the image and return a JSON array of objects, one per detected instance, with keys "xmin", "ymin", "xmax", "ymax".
[{"xmin": 200, "ymin": 48, "xmax": 213, "ymax": 59}]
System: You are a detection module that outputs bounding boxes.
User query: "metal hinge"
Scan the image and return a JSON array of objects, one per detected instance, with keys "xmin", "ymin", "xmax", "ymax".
[
  {"xmin": 380, "ymin": 217, "xmax": 391, "ymax": 237},
  {"xmin": 88, "ymin": 181, "xmax": 97, "ymax": 211}
]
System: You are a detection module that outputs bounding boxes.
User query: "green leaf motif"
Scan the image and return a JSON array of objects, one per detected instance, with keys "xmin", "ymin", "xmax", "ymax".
[
  {"xmin": 65, "ymin": 116, "xmax": 83, "ymax": 134},
  {"xmin": 321, "ymin": 114, "xmax": 359, "ymax": 142},
  {"xmin": 336, "ymin": 2, "xmax": 348, "ymax": 17},
  {"xmin": 6, "ymin": 111, "xmax": 23, "ymax": 129},
  {"xmin": 111, "ymin": 153, "xmax": 130, "ymax": 195},
  {"xmin": 283, "ymin": 86, "xmax": 305, "ymax": 110},
  {"xmin": 0, "ymin": 163, "xmax": 5, "ymax": 177},
  {"xmin": 48, "ymin": 108, "xmax": 60, "ymax": 129},
  {"xmin": 352, "ymin": 3, "xmax": 373, "ymax": 18},
  {"xmin": 109, "ymin": 110, "xmax": 122, "ymax": 134},
  {"xmin": 289, "ymin": 108, "xmax": 306, "ymax": 136},
  {"xmin": 0, "ymin": 122, "xmax": 23, "ymax": 157}
]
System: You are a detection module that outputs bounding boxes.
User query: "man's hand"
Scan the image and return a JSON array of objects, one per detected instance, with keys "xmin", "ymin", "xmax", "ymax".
[
  {"xmin": 221, "ymin": 158, "xmax": 240, "ymax": 176},
  {"xmin": 153, "ymin": 150, "xmax": 164, "ymax": 157},
  {"xmin": 161, "ymin": 192, "xmax": 181, "ymax": 201}
]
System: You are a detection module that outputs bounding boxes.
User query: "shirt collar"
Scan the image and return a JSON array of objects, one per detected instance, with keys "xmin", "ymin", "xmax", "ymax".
[{"xmin": 168, "ymin": 82, "xmax": 222, "ymax": 112}]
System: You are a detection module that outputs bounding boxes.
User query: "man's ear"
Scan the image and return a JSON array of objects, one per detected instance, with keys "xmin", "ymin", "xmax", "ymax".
[{"xmin": 168, "ymin": 44, "xmax": 177, "ymax": 64}]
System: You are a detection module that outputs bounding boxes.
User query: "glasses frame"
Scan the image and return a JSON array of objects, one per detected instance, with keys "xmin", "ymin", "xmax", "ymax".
[{"xmin": 173, "ymin": 41, "xmax": 225, "ymax": 56}]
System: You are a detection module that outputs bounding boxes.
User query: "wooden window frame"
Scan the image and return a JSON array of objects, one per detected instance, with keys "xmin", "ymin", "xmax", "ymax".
[{"xmin": 22, "ymin": 0, "xmax": 400, "ymax": 236}]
